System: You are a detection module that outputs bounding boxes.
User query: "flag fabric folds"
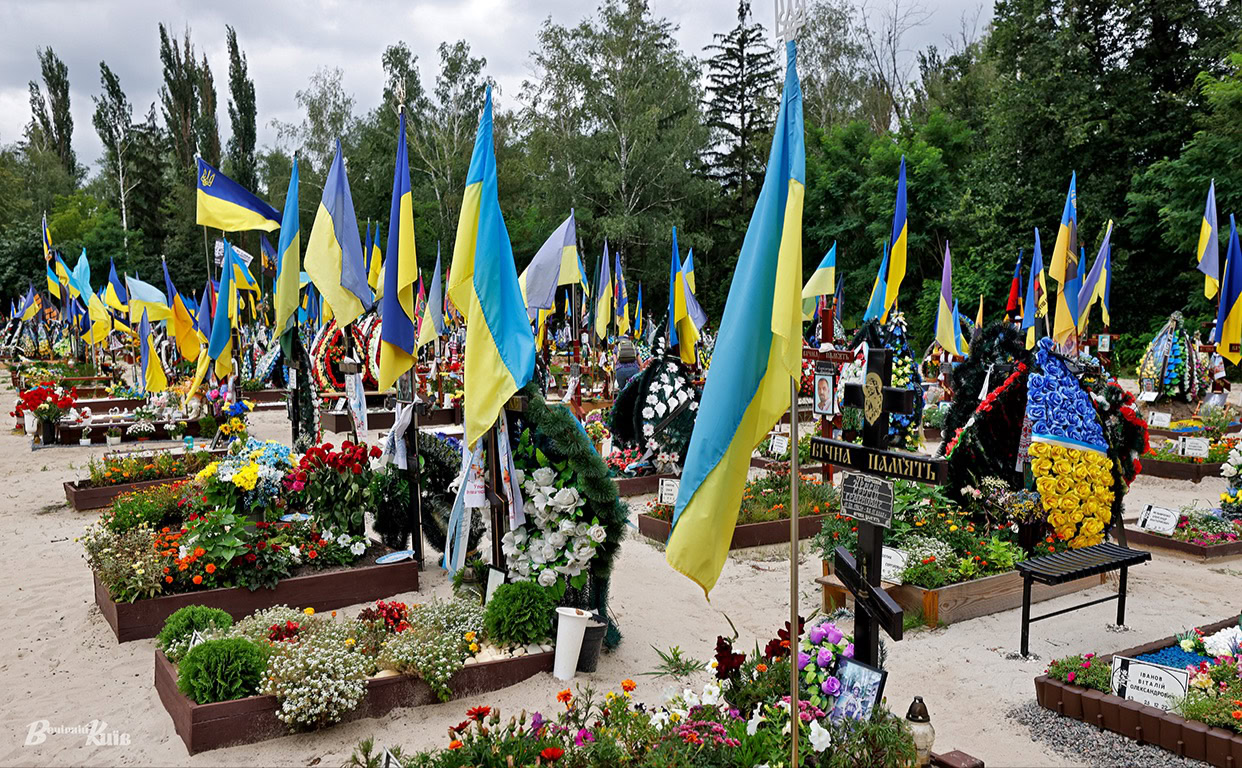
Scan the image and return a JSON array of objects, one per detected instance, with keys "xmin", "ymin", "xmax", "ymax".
[
  {"xmin": 446, "ymin": 87, "xmax": 535, "ymax": 449},
  {"xmin": 934, "ymin": 243, "xmax": 957, "ymax": 354},
  {"xmin": 595, "ymin": 242, "xmax": 613, "ymax": 340},
  {"xmin": 274, "ymin": 158, "xmax": 302, "ymax": 357},
  {"xmin": 417, "ymin": 246, "xmax": 446, "ymax": 348},
  {"xmin": 953, "ymin": 298, "xmax": 968, "ymax": 356},
  {"xmin": 195, "ymin": 157, "xmax": 281, "ymax": 232},
  {"xmin": 634, "ymin": 283, "xmax": 644, "ymax": 339},
  {"xmin": 208, "ymin": 240, "xmax": 241, "ymax": 378},
  {"xmin": 615, "ymin": 250, "xmax": 630, "ymax": 336},
  {"xmin": 883, "ymin": 157, "xmax": 908, "ymax": 316},
  {"xmin": 801, "ymin": 243, "xmax": 837, "ymax": 320},
  {"xmin": 369, "ymin": 227, "xmax": 383, "ymax": 296},
  {"xmin": 1197, "ymin": 180, "xmax": 1220, "ymax": 299},
  {"xmin": 105, "ymin": 258, "xmax": 127, "ymax": 311},
  {"xmin": 666, "ymin": 39, "xmax": 805, "ymax": 596},
  {"xmin": 305, "ymin": 140, "xmax": 372, "ymax": 328},
  {"xmin": 1050, "ymin": 172, "xmax": 1079, "ymax": 343},
  {"xmin": 125, "ymin": 275, "xmax": 171, "ymax": 323},
  {"xmin": 1006, "ymin": 250, "xmax": 1023, "ymax": 317},
  {"xmin": 378, "ymin": 111, "xmax": 420, "ymax": 391},
  {"xmin": 863, "ymin": 247, "xmax": 890, "ymax": 322},
  {"xmin": 163, "ymin": 259, "xmax": 201, "ymax": 362},
  {"xmin": 41, "ymin": 213, "xmax": 53, "ymax": 263},
  {"xmin": 1216, "ymin": 215, "xmax": 1242, "ymax": 364},
  {"xmin": 138, "ymin": 309, "xmax": 168, "ymax": 393},
  {"xmin": 519, "ymin": 212, "xmax": 580, "ymax": 320},
  {"xmin": 684, "ymin": 249, "xmax": 696, "ymax": 295},
  {"xmin": 46, "ymin": 265, "xmax": 60, "ymax": 299},
  {"xmin": 1077, "ymin": 221, "xmax": 1113, "ymax": 330}
]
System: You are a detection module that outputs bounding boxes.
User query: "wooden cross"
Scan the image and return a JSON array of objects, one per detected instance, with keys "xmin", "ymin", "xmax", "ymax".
[{"xmin": 809, "ymin": 347, "xmax": 946, "ymax": 667}]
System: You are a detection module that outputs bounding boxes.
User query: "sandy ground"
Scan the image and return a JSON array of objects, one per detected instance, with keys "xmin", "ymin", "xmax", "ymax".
[{"xmin": 0, "ymin": 375, "xmax": 1239, "ymax": 768}]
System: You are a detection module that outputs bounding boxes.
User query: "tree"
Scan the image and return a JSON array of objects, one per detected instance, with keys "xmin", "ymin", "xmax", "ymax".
[
  {"xmin": 272, "ymin": 66, "xmax": 357, "ymax": 182},
  {"xmin": 197, "ymin": 53, "xmax": 221, "ymax": 167},
  {"xmin": 857, "ymin": 0, "xmax": 932, "ymax": 129},
  {"xmin": 158, "ymin": 24, "xmax": 200, "ymax": 181},
  {"xmin": 799, "ymin": 0, "xmax": 870, "ymax": 130},
  {"xmin": 92, "ymin": 61, "xmax": 137, "ymax": 254},
  {"xmin": 225, "ymin": 25, "xmax": 258, "ymax": 192},
  {"xmin": 27, "ymin": 47, "xmax": 78, "ymax": 181}
]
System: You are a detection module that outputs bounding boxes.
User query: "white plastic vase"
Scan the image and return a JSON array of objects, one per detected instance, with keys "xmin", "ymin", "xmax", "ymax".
[
  {"xmin": 23, "ymin": 412, "xmax": 35, "ymax": 435},
  {"xmin": 552, "ymin": 607, "xmax": 591, "ymax": 681}
]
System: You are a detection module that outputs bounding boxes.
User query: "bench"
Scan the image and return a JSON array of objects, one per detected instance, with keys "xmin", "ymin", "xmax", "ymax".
[{"xmin": 1016, "ymin": 542, "xmax": 1151, "ymax": 657}]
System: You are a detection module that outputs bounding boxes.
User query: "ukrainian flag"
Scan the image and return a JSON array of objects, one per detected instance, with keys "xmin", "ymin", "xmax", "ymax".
[
  {"xmin": 1022, "ymin": 242, "xmax": 1042, "ymax": 349},
  {"xmin": 615, "ymin": 250, "xmax": 630, "ymax": 336},
  {"xmin": 519, "ymin": 211, "xmax": 580, "ymax": 319},
  {"xmin": 369, "ymin": 227, "xmax": 383, "ymax": 297},
  {"xmin": 417, "ymin": 247, "xmax": 445, "ymax": 348},
  {"xmin": 1050, "ymin": 172, "xmax": 1079, "ymax": 343},
  {"xmin": 104, "ymin": 258, "xmax": 127, "ymax": 311},
  {"xmin": 163, "ymin": 259, "xmax": 201, "ymax": 362},
  {"xmin": 668, "ymin": 229, "xmax": 696, "ymax": 363},
  {"xmin": 934, "ymin": 243, "xmax": 957, "ymax": 353},
  {"xmin": 125, "ymin": 275, "xmax": 171, "ymax": 324},
  {"xmin": 138, "ymin": 309, "xmax": 168, "ymax": 393},
  {"xmin": 1077, "ymin": 221, "xmax": 1113, "ymax": 330},
  {"xmin": 208, "ymin": 240, "xmax": 241, "ymax": 377},
  {"xmin": 1216, "ymin": 215, "xmax": 1242, "ymax": 364},
  {"xmin": 378, "ymin": 110, "xmax": 419, "ymax": 391},
  {"xmin": 1197, "ymin": 179, "xmax": 1220, "ymax": 299},
  {"xmin": 684, "ymin": 249, "xmax": 696, "ymax": 294},
  {"xmin": 54, "ymin": 253, "xmax": 74, "ymax": 298},
  {"xmin": 666, "ymin": 40, "xmax": 804, "ymax": 596},
  {"xmin": 634, "ymin": 283, "xmax": 644, "ymax": 339},
  {"xmin": 595, "ymin": 242, "xmax": 613, "ymax": 340},
  {"xmin": 801, "ymin": 242, "xmax": 836, "ymax": 320},
  {"xmin": 306, "ymin": 140, "xmax": 372, "ymax": 327},
  {"xmin": 196, "ymin": 157, "xmax": 281, "ymax": 232},
  {"xmin": 41, "ymin": 213, "xmax": 52, "ymax": 263},
  {"xmin": 46, "ymin": 265, "xmax": 60, "ymax": 299},
  {"xmin": 953, "ymin": 298, "xmax": 968, "ymax": 356},
  {"xmin": 18, "ymin": 288, "xmax": 40, "ymax": 321},
  {"xmin": 274, "ymin": 159, "xmax": 301, "ymax": 356},
  {"xmin": 446, "ymin": 87, "xmax": 535, "ymax": 449},
  {"xmin": 863, "ymin": 247, "xmax": 890, "ymax": 322},
  {"xmin": 883, "ymin": 156, "xmax": 908, "ymax": 316}
]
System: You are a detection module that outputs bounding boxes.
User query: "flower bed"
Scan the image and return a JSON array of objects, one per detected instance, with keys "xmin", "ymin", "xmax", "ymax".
[
  {"xmin": 1120, "ymin": 508, "xmax": 1242, "ymax": 561},
  {"xmin": 151, "ymin": 599, "xmax": 547, "ymax": 753},
  {"xmin": 1033, "ymin": 616, "xmax": 1242, "ymax": 767},
  {"xmin": 56, "ymin": 418, "xmax": 204, "ymax": 445},
  {"xmin": 65, "ymin": 476, "xmax": 191, "ymax": 512},
  {"xmin": 1139, "ymin": 457, "xmax": 1223, "ymax": 482},
  {"xmin": 614, "ymin": 472, "xmax": 677, "ymax": 498}
]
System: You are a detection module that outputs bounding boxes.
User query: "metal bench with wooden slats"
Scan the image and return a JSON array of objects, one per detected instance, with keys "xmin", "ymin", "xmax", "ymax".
[{"xmin": 1016, "ymin": 542, "xmax": 1151, "ymax": 656}]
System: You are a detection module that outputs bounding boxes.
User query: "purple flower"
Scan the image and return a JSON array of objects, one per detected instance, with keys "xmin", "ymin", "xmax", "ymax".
[
  {"xmin": 816, "ymin": 647, "xmax": 834, "ymax": 668},
  {"xmin": 798, "ymin": 651, "xmax": 811, "ymax": 670},
  {"xmin": 529, "ymin": 711, "xmax": 544, "ymax": 736},
  {"xmin": 821, "ymin": 676, "xmax": 841, "ymax": 696},
  {"xmin": 824, "ymin": 624, "xmax": 843, "ymax": 645},
  {"xmin": 574, "ymin": 728, "xmax": 594, "ymax": 746},
  {"xmin": 843, "ymin": 643, "xmax": 854, "ymax": 659},
  {"xmin": 808, "ymin": 624, "xmax": 828, "ymax": 645}
]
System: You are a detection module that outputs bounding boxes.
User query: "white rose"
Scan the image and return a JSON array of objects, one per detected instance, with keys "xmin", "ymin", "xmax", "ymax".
[
  {"xmin": 575, "ymin": 522, "xmax": 589, "ymax": 536},
  {"xmin": 537, "ymin": 569, "xmax": 558, "ymax": 587},
  {"xmin": 559, "ymin": 519, "xmax": 577, "ymax": 534},
  {"xmin": 548, "ymin": 531, "xmax": 567, "ymax": 550},
  {"xmin": 588, "ymin": 525, "xmax": 607, "ymax": 543},
  {"xmin": 532, "ymin": 467, "xmax": 557, "ymax": 487},
  {"xmin": 552, "ymin": 487, "xmax": 580, "ymax": 509}
]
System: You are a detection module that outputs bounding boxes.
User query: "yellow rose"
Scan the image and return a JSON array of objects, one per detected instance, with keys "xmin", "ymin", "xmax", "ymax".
[
  {"xmin": 1097, "ymin": 507, "xmax": 1112, "ymax": 524},
  {"xmin": 1037, "ymin": 477, "xmax": 1058, "ymax": 497},
  {"xmin": 1030, "ymin": 443, "xmax": 1049, "ymax": 457},
  {"xmin": 1055, "ymin": 477, "xmax": 1073, "ymax": 495},
  {"xmin": 1070, "ymin": 510, "xmax": 1084, "ymax": 523},
  {"xmin": 1053, "ymin": 460, "xmax": 1073, "ymax": 476},
  {"xmin": 1033, "ymin": 458, "xmax": 1054, "ymax": 475}
]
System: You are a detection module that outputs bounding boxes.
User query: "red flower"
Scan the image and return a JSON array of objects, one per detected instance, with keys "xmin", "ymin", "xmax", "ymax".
[
  {"xmin": 540, "ymin": 747, "xmax": 564, "ymax": 761},
  {"xmin": 370, "ymin": 446, "xmax": 382, "ymax": 458},
  {"xmin": 466, "ymin": 705, "xmax": 491, "ymax": 721}
]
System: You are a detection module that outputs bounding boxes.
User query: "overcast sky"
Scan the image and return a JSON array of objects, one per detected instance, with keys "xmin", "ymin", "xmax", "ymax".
[{"xmin": 0, "ymin": 0, "xmax": 990, "ymax": 170}]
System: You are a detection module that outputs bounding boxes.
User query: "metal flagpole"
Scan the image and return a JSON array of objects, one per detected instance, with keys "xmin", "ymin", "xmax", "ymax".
[{"xmin": 788, "ymin": 373, "xmax": 800, "ymax": 763}]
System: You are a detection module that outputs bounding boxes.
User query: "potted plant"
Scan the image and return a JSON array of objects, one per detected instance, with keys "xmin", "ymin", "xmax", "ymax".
[
  {"xmin": 79, "ymin": 426, "xmax": 93, "ymax": 446},
  {"xmin": 168, "ymin": 420, "xmax": 192, "ymax": 449},
  {"xmin": 106, "ymin": 426, "xmax": 123, "ymax": 446},
  {"xmin": 128, "ymin": 421, "xmax": 156, "ymax": 442}
]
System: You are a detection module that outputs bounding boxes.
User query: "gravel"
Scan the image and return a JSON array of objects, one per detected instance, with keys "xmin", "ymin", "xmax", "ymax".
[{"xmin": 1007, "ymin": 701, "xmax": 1209, "ymax": 768}]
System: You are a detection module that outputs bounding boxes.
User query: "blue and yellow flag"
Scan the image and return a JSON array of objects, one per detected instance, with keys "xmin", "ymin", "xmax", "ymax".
[
  {"xmin": 934, "ymin": 243, "xmax": 957, "ymax": 353},
  {"xmin": 196, "ymin": 280, "xmax": 213, "ymax": 341},
  {"xmin": 634, "ymin": 283, "xmax": 644, "ymax": 339},
  {"xmin": 208, "ymin": 240, "xmax": 241, "ymax": 377},
  {"xmin": 369, "ymin": 227, "xmax": 383, "ymax": 296},
  {"xmin": 18, "ymin": 287, "xmax": 40, "ymax": 321},
  {"xmin": 1197, "ymin": 179, "xmax": 1220, "ymax": 299},
  {"xmin": 952, "ymin": 298, "xmax": 968, "ymax": 356},
  {"xmin": 41, "ymin": 213, "xmax": 53, "ymax": 263},
  {"xmin": 801, "ymin": 242, "xmax": 836, "ymax": 320},
  {"xmin": 378, "ymin": 111, "xmax": 420, "ymax": 391},
  {"xmin": 863, "ymin": 246, "xmax": 890, "ymax": 322},
  {"xmin": 105, "ymin": 258, "xmax": 127, "ymax": 311},
  {"xmin": 138, "ymin": 309, "xmax": 168, "ymax": 393},
  {"xmin": 274, "ymin": 158, "xmax": 302, "ymax": 356},
  {"xmin": 1077, "ymin": 221, "xmax": 1113, "ymax": 331},
  {"xmin": 615, "ymin": 250, "xmax": 630, "ymax": 336},
  {"xmin": 1216, "ymin": 215, "xmax": 1242, "ymax": 364},
  {"xmin": 46, "ymin": 265, "xmax": 60, "ymax": 299},
  {"xmin": 666, "ymin": 40, "xmax": 805, "ymax": 596},
  {"xmin": 163, "ymin": 259, "xmax": 200, "ymax": 362},
  {"xmin": 595, "ymin": 242, "xmax": 613, "ymax": 340},
  {"xmin": 683, "ymin": 249, "xmax": 696, "ymax": 295},
  {"xmin": 519, "ymin": 211, "xmax": 580, "ymax": 319},
  {"xmin": 417, "ymin": 246, "xmax": 446, "ymax": 349},
  {"xmin": 305, "ymin": 141, "xmax": 372, "ymax": 327},
  {"xmin": 446, "ymin": 87, "xmax": 535, "ymax": 448},
  {"xmin": 1050, "ymin": 172, "xmax": 1079, "ymax": 343},
  {"xmin": 883, "ymin": 156, "xmax": 908, "ymax": 316},
  {"xmin": 196, "ymin": 157, "xmax": 280, "ymax": 232},
  {"xmin": 125, "ymin": 275, "xmax": 171, "ymax": 324}
]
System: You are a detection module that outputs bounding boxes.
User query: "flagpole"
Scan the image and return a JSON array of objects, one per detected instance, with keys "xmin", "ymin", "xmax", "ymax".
[{"xmin": 788, "ymin": 373, "xmax": 800, "ymax": 765}]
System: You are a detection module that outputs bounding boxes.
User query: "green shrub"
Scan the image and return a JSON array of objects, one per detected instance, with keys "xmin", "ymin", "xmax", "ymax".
[
  {"xmin": 157, "ymin": 605, "xmax": 234, "ymax": 662},
  {"xmin": 199, "ymin": 414, "xmax": 218, "ymax": 438},
  {"xmin": 484, "ymin": 581, "xmax": 555, "ymax": 646},
  {"xmin": 104, "ymin": 484, "xmax": 185, "ymax": 533},
  {"xmin": 176, "ymin": 637, "xmax": 268, "ymax": 704}
]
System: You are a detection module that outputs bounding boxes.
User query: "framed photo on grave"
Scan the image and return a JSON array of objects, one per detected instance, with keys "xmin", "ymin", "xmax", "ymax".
[
  {"xmin": 813, "ymin": 373, "xmax": 836, "ymax": 416},
  {"xmin": 831, "ymin": 657, "xmax": 888, "ymax": 723}
]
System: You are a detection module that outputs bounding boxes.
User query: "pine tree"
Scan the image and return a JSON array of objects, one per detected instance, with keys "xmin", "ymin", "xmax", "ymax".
[
  {"xmin": 225, "ymin": 25, "xmax": 257, "ymax": 190},
  {"xmin": 197, "ymin": 53, "xmax": 221, "ymax": 168},
  {"xmin": 702, "ymin": 0, "xmax": 779, "ymax": 209},
  {"xmin": 27, "ymin": 47, "xmax": 78, "ymax": 181}
]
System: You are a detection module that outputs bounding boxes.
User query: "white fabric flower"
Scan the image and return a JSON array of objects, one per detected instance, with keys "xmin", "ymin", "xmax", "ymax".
[
  {"xmin": 336, "ymin": 533, "xmax": 352, "ymax": 547},
  {"xmin": 548, "ymin": 531, "xmax": 567, "ymax": 550},
  {"xmin": 588, "ymin": 525, "xmax": 607, "ymax": 543},
  {"xmin": 533, "ymin": 467, "xmax": 557, "ymax": 487},
  {"xmin": 642, "ymin": 407, "xmax": 655, "ymax": 419},
  {"xmin": 537, "ymin": 568, "xmax": 558, "ymax": 587},
  {"xmin": 809, "ymin": 719, "xmax": 833, "ymax": 752},
  {"xmin": 747, "ymin": 705, "xmax": 765, "ymax": 736},
  {"xmin": 552, "ymin": 487, "xmax": 580, "ymax": 510}
]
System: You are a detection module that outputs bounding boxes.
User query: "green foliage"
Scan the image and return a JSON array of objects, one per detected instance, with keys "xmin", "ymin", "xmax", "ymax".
[
  {"xmin": 1047, "ymin": 653, "xmax": 1112, "ymax": 694},
  {"xmin": 103, "ymin": 483, "xmax": 184, "ymax": 533},
  {"xmin": 157, "ymin": 605, "xmax": 233, "ymax": 662},
  {"xmin": 483, "ymin": 581, "xmax": 555, "ymax": 647},
  {"xmin": 198, "ymin": 414, "xmax": 218, "ymax": 438},
  {"xmin": 176, "ymin": 637, "xmax": 268, "ymax": 704},
  {"xmin": 641, "ymin": 644, "xmax": 708, "ymax": 680}
]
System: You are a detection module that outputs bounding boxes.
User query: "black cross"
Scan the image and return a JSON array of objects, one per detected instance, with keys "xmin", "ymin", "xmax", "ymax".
[{"xmin": 809, "ymin": 347, "xmax": 944, "ymax": 667}]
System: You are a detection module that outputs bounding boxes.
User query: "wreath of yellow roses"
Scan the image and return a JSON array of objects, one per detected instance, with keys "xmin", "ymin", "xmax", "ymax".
[{"xmin": 1029, "ymin": 442, "xmax": 1114, "ymax": 548}]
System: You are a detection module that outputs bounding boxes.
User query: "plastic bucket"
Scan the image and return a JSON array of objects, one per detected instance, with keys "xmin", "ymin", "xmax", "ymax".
[
  {"xmin": 577, "ymin": 616, "xmax": 607, "ymax": 673},
  {"xmin": 553, "ymin": 607, "xmax": 592, "ymax": 681}
]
